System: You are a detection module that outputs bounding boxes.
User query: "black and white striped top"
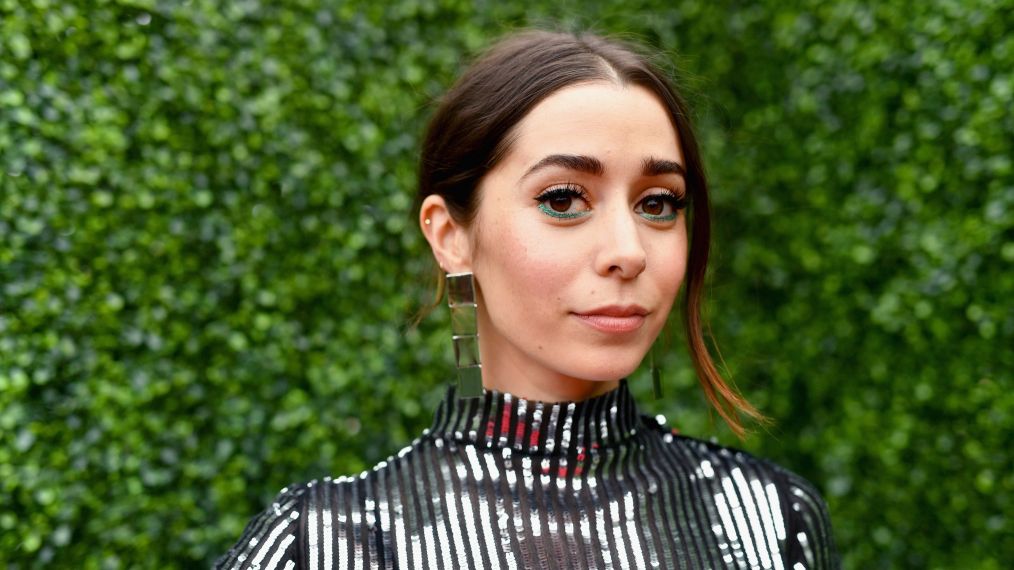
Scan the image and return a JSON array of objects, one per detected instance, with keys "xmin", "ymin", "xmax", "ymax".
[{"xmin": 216, "ymin": 381, "xmax": 838, "ymax": 569}]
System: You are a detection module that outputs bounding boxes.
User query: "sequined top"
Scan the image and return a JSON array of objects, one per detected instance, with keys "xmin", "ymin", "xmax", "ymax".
[{"xmin": 216, "ymin": 381, "xmax": 838, "ymax": 569}]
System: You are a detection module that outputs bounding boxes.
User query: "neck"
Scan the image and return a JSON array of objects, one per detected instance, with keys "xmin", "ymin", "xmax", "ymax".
[{"xmin": 479, "ymin": 343, "xmax": 621, "ymax": 403}]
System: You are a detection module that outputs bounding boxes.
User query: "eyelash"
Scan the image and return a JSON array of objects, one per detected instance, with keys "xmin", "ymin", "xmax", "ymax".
[
  {"xmin": 534, "ymin": 184, "xmax": 591, "ymax": 219},
  {"xmin": 533, "ymin": 185, "xmax": 688, "ymax": 221},
  {"xmin": 638, "ymin": 189, "xmax": 688, "ymax": 221}
]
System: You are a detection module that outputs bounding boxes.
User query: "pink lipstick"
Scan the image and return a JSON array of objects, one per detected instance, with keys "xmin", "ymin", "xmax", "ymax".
[{"xmin": 573, "ymin": 305, "xmax": 648, "ymax": 333}]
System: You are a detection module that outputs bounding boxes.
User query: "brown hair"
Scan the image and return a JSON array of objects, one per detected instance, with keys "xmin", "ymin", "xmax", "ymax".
[{"xmin": 416, "ymin": 30, "xmax": 766, "ymax": 438}]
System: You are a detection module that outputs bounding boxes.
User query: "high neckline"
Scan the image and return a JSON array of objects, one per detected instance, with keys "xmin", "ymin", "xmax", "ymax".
[{"xmin": 427, "ymin": 379, "xmax": 643, "ymax": 456}]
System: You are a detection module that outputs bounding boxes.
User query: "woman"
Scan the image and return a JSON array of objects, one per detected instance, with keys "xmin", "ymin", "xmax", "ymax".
[{"xmin": 216, "ymin": 30, "xmax": 839, "ymax": 569}]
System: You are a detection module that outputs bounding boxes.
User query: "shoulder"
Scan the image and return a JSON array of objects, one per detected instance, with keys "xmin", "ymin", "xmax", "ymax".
[
  {"xmin": 645, "ymin": 420, "xmax": 840, "ymax": 568},
  {"xmin": 643, "ymin": 416, "xmax": 827, "ymax": 496},
  {"xmin": 214, "ymin": 482, "xmax": 310, "ymax": 569},
  {"xmin": 216, "ymin": 440, "xmax": 424, "ymax": 569},
  {"xmin": 672, "ymin": 429, "xmax": 824, "ymax": 492}
]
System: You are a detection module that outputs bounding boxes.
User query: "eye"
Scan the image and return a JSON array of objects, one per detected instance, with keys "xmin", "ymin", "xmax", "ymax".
[
  {"xmin": 635, "ymin": 190, "xmax": 687, "ymax": 221},
  {"xmin": 534, "ymin": 184, "xmax": 592, "ymax": 219}
]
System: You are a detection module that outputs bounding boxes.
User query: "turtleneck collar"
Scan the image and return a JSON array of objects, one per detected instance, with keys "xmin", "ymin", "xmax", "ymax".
[{"xmin": 427, "ymin": 379, "xmax": 643, "ymax": 456}]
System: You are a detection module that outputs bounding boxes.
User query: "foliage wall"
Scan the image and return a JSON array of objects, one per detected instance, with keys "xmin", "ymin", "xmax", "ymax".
[{"xmin": 1, "ymin": 0, "xmax": 1009, "ymax": 567}]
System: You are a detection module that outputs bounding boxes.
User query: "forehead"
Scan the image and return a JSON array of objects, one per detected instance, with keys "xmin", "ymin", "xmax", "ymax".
[{"xmin": 503, "ymin": 81, "xmax": 684, "ymax": 171}]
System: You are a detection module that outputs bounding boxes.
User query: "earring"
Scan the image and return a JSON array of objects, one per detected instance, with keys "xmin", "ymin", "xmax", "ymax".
[
  {"xmin": 650, "ymin": 343, "xmax": 663, "ymax": 400},
  {"xmin": 447, "ymin": 272, "xmax": 483, "ymax": 398}
]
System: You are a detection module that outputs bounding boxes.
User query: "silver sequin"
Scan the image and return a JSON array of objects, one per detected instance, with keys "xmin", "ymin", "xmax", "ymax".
[{"xmin": 215, "ymin": 381, "xmax": 838, "ymax": 569}]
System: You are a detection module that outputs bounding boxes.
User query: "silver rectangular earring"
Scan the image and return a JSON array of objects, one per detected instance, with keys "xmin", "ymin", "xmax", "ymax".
[{"xmin": 447, "ymin": 272, "xmax": 483, "ymax": 398}]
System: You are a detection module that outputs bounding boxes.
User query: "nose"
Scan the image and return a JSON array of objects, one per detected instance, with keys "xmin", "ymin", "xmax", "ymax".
[{"xmin": 593, "ymin": 206, "xmax": 647, "ymax": 279}]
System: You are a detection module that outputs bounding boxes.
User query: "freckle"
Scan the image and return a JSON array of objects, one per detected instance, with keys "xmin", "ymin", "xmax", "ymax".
[
  {"xmin": 538, "ymin": 345, "xmax": 543, "ymax": 350},
  {"xmin": 590, "ymin": 290, "xmax": 596, "ymax": 295}
]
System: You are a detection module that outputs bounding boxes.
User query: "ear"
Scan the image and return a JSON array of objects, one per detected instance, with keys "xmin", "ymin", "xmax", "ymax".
[{"xmin": 419, "ymin": 194, "xmax": 473, "ymax": 273}]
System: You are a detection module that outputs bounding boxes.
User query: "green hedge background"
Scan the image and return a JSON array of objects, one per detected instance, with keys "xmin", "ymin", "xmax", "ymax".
[{"xmin": 1, "ymin": 0, "xmax": 1010, "ymax": 567}]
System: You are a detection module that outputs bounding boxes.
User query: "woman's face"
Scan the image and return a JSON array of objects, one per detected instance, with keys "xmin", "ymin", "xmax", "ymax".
[{"xmin": 469, "ymin": 81, "xmax": 688, "ymax": 401}]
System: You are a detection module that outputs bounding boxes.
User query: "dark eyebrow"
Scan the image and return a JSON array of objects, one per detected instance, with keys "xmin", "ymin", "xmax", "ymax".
[
  {"xmin": 642, "ymin": 157, "xmax": 686, "ymax": 177},
  {"xmin": 521, "ymin": 154, "xmax": 685, "ymax": 180},
  {"xmin": 521, "ymin": 154, "xmax": 604, "ymax": 180}
]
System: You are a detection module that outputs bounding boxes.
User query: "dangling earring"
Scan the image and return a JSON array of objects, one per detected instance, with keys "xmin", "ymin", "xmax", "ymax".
[
  {"xmin": 650, "ymin": 343, "xmax": 663, "ymax": 400},
  {"xmin": 447, "ymin": 272, "xmax": 483, "ymax": 398}
]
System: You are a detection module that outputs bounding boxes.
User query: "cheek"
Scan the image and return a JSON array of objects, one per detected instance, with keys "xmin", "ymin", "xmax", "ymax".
[
  {"xmin": 474, "ymin": 214, "xmax": 582, "ymax": 314},
  {"xmin": 646, "ymin": 228, "xmax": 689, "ymax": 301}
]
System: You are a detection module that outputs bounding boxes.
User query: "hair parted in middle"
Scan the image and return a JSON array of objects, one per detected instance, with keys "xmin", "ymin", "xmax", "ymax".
[{"xmin": 416, "ymin": 29, "xmax": 766, "ymax": 438}]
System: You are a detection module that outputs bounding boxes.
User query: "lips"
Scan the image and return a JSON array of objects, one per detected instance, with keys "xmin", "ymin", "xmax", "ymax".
[{"xmin": 573, "ymin": 305, "xmax": 648, "ymax": 333}]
